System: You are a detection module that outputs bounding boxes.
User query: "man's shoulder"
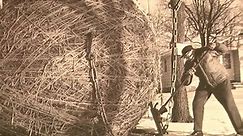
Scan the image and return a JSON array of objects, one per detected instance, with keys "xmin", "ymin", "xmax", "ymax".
[
  {"xmin": 195, "ymin": 47, "xmax": 207, "ymax": 52},
  {"xmin": 194, "ymin": 47, "xmax": 207, "ymax": 57}
]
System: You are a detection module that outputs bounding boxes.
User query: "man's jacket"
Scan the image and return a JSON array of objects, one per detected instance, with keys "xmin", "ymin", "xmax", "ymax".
[{"xmin": 182, "ymin": 44, "xmax": 229, "ymax": 87}]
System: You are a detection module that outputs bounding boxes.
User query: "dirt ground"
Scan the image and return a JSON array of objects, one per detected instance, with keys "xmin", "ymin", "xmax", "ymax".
[
  {"xmin": 1, "ymin": 88, "xmax": 242, "ymax": 136},
  {"xmin": 133, "ymin": 87, "xmax": 243, "ymax": 136}
]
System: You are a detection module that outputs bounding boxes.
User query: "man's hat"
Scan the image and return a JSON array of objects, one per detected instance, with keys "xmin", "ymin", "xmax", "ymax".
[{"xmin": 181, "ymin": 45, "xmax": 193, "ymax": 58}]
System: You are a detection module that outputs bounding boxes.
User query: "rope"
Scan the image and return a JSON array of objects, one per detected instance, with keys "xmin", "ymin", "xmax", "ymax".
[{"xmin": 85, "ymin": 32, "xmax": 115, "ymax": 136}]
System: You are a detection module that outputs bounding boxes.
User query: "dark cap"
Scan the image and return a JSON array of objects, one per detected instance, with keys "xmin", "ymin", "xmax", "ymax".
[{"xmin": 181, "ymin": 45, "xmax": 193, "ymax": 58}]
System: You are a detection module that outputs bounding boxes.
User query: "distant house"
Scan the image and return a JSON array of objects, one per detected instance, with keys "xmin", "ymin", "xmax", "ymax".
[
  {"xmin": 160, "ymin": 50, "xmax": 173, "ymax": 92},
  {"xmin": 161, "ymin": 34, "xmax": 243, "ymax": 91}
]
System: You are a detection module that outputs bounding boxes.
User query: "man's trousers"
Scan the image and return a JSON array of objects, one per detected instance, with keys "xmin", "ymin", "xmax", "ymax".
[{"xmin": 193, "ymin": 79, "xmax": 243, "ymax": 134}]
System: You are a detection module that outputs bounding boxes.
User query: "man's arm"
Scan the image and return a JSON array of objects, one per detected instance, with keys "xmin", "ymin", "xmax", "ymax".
[
  {"xmin": 181, "ymin": 60, "xmax": 195, "ymax": 86},
  {"xmin": 208, "ymin": 43, "xmax": 229, "ymax": 56}
]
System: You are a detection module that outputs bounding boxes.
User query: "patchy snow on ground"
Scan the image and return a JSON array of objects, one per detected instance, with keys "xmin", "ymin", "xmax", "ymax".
[{"xmin": 135, "ymin": 87, "xmax": 243, "ymax": 136}]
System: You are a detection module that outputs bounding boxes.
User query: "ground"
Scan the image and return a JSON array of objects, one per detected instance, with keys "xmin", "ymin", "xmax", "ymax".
[{"xmin": 133, "ymin": 87, "xmax": 243, "ymax": 136}]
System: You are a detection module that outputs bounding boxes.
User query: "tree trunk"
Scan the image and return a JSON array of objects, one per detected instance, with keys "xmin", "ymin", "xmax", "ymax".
[
  {"xmin": 171, "ymin": 58, "xmax": 193, "ymax": 122},
  {"xmin": 171, "ymin": 2, "xmax": 193, "ymax": 122}
]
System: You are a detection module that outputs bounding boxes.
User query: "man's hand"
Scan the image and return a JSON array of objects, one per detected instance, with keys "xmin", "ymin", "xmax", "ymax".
[
  {"xmin": 181, "ymin": 68, "xmax": 194, "ymax": 86},
  {"xmin": 208, "ymin": 43, "xmax": 216, "ymax": 50},
  {"xmin": 187, "ymin": 67, "xmax": 196, "ymax": 75}
]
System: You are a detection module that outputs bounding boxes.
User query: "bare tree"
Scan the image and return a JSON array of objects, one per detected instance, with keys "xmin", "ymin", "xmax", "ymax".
[
  {"xmin": 150, "ymin": 0, "xmax": 172, "ymax": 49},
  {"xmin": 171, "ymin": 2, "xmax": 193, "ymax": 123},
  {"xmin": 185, "ymin": 0, "xmax": 240, "ymax": 47}
]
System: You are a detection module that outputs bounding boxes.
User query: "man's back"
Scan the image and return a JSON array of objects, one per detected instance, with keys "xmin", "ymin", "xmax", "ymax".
[{"xmin": 194, "ymin": 47, "xmax": 229, "ymax": 87}]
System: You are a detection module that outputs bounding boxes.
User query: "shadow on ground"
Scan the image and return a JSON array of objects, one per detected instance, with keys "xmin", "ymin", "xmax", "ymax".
[{"xmin": 129, "ymin": 128, "xmax": 237, "ymax": 136}]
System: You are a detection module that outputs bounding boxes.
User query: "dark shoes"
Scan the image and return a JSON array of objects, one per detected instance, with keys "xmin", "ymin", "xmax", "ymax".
[{"xmin": 189, "ymin": 131, "xmax": 203, "ymax": 136}]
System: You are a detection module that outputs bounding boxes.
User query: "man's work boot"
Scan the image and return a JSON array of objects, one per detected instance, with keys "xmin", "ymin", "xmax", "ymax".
[{"xmin": 189, "ymin": 131, "xmax": 203, "ymax": 136}]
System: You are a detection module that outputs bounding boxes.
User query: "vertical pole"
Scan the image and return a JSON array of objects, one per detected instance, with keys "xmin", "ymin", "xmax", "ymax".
[
  {"xmin": 147, "ymin": 0, "xmax": 150, "ymax": 14},
  {"xmin": 0, "ymin": 0, "xmax": 3, "ymax": 9}
]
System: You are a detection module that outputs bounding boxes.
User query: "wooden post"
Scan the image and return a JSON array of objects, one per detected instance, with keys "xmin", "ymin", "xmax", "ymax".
[{"xmin": 0, "ymin": 0, "xmax": 3, "ymax": 9}]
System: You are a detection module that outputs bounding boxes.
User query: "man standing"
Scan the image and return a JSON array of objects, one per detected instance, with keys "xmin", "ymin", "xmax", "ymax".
[{"xmin": 181, "ymin": 44, "xmax": 243, "ymax": 136}]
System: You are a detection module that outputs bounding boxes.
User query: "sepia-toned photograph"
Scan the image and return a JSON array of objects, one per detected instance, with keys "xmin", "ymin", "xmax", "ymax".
[{"xmin": 0, "ymin": 0, "xmax": 242, "ymax": 136}]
